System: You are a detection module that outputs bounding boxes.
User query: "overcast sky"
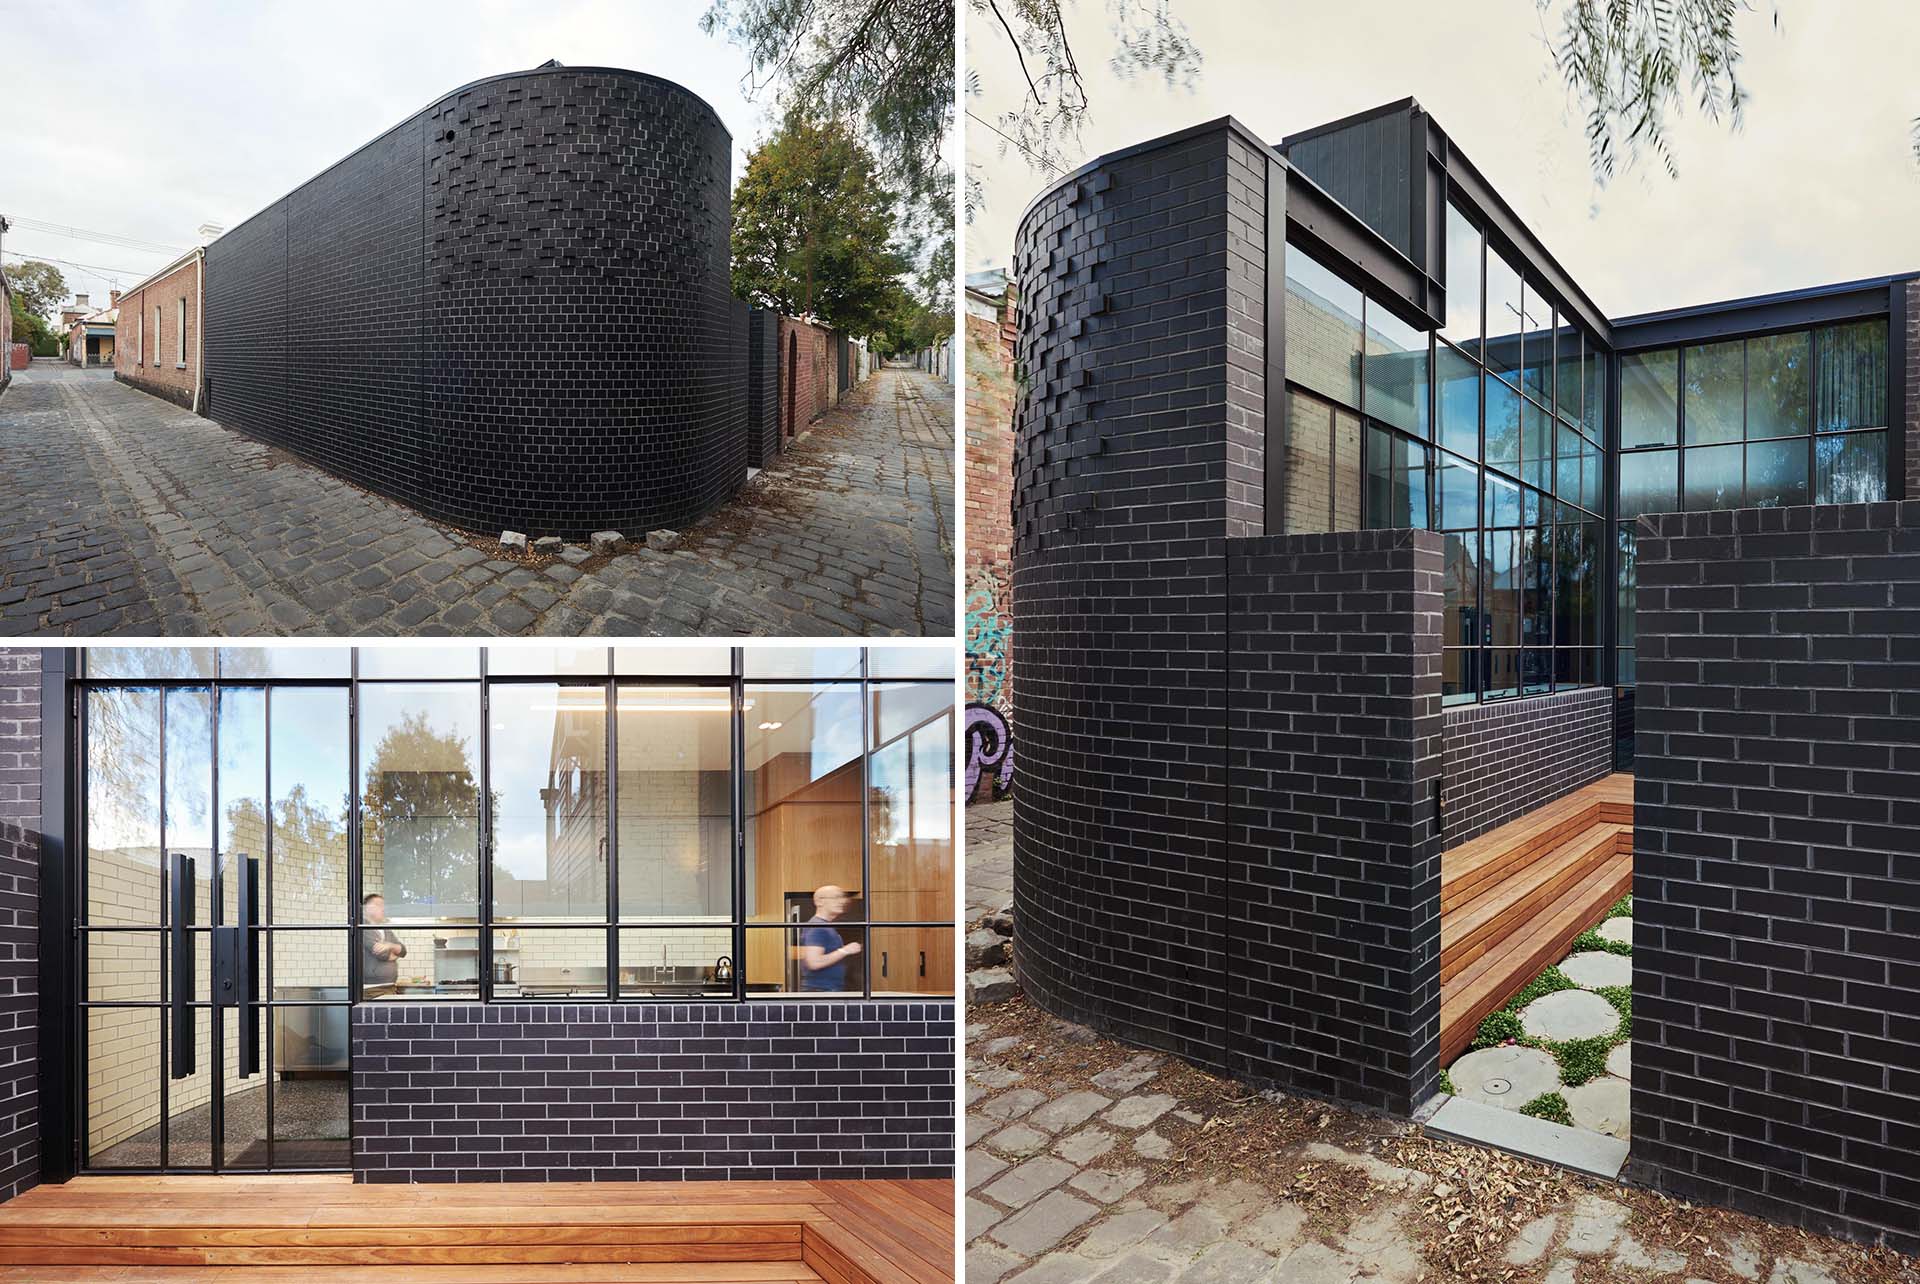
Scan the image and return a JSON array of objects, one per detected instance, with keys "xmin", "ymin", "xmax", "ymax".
[
  {"xmin": 967, "ymin": 1, "xmax": 1920, "ymax": 317},
  {"xmin": 4, "ymin": 0, "xmax": 778, "ymax": 311}
]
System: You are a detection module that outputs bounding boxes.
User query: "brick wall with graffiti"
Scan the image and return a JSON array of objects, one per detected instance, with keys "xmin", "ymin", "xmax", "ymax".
[{"xmin": 964, "ymin": 271, "xmax": 1016, "ymax": 802}]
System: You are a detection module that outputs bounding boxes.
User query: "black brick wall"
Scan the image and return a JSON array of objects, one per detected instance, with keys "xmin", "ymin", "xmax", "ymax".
[
  {"xmin": 1629, "ymin": 501, "xmax": 1920, "ymax": 1255},
  {"xmin": 1010, "ymin": 123, "xmax": 1261, "ymax": 1071},
  {"xmin": 0, "ymin": 650, "xmax": 40, "ymax": 1204},
  {"xmin": 205, "ymin": 67, "xmax": 745, "ymax": 540},
  {"xmin": 746, "ymin": 308, "xmax": 781, "ymax": 467},
  {"xmin": 1441, "ymin": 687, "xmax": 1614, "ymax": 847},
  {"xmin": 1226, "ymin": 529, "xmax": 1445, "ymax": 1114},
  {"xmin": 351, "ymin": 1001, "xmax": 954, "ymax": 1183}
]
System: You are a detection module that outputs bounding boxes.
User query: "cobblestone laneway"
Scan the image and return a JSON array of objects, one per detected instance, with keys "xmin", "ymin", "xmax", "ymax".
[
  {"xmin": 962, "ymin": 806, "xmax": 1917, "ymax": 1284},
  {"xmin": 0, "ymin": 362, "xmax": 953, "ymax": 637}
]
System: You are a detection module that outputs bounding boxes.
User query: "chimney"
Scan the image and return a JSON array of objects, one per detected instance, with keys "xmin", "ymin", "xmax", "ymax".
[
  {"xmin": 74, "ymin": 293, "xmax": 90, "ymax": 308},
  {"xmin": 196, "ymin": 222, "xmax": 225, "ymax": 244},
  {"xmin": 110, "ymin": 289, "xmax": 121, "ymax": 306}
]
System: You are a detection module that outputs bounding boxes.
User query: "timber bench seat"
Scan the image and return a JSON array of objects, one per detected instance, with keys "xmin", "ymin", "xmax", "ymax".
[
  {"xmin": 0, "ymin": 1175, "xmax": 954, "ymax": 1283},
  {"xmin": 1438, "ymin": 772, "xmax": 1632, "ymax": 1065}
]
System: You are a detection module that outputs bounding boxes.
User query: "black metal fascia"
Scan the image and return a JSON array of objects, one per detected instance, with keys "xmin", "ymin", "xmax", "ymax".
[
  {"xmin": 36, "ymin": 649, "xmax": 76, "ymax": 1185},
  {"xmin": 1609, "ymin": 278, "xmax": 1897, "ymax": 352},
  {"xmin": 1284, "ymin": 165, "xmax": 1440, "ymax": 331}
]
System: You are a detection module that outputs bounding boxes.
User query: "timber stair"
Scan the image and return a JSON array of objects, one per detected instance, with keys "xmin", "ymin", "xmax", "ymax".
[
  {"xmin": 1439, "ymin": 773, "xmax": 1632, "ymax": 1065},
  {"xmin": 0, "ymin": 1175, "xmax": 953, "ymax": 1283}
]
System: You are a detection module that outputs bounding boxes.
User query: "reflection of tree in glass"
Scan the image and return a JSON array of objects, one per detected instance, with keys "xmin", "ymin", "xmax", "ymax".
[
  {"xmin": 223, "ymin": 785, "xmax": 352, "ymax": 914},
  {"xmin": 360, "ymin": 713, "xmax": 483, "ymax": 915},
  {"xmin": 85, "ymin": 689, "xmax": 162, "ymax": 852}
]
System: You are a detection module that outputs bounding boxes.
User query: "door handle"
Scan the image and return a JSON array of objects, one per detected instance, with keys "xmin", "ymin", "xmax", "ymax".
[
  {"xmin": 235, "ymin": 855, "xmax": 260, "ymax": 1078},
  {"xmin": 169, "ymin": 853, "xmax": 193, "ymax": 1080},
  {"xmin": 212, "ymin": 854, "xmax": 261, "ymax": 1078}
]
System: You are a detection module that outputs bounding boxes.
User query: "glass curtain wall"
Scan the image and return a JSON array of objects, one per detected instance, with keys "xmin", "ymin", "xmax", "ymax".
[
  {"xmin": 1282, "ymin": 200, "xmax": 1606, "ymax": 706},
  {"xmin": 1612, "ymin": 318, "xmax": 1890, "ymax": 693}
]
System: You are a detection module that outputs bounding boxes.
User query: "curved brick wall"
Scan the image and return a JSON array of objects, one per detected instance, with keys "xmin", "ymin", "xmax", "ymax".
[
  {"xmin": 1008, "ymin": 124, "xmax": 1266, "ymax": 1069},
  {"xmin": 203, "ymin": 67, "xmax": 743, "ymax": 538}
]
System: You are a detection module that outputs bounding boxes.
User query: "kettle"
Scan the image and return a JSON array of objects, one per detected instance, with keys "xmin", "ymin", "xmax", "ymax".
[{"xmin": 714, "ymin": 955, "xmax": 734, "ymax": 983}]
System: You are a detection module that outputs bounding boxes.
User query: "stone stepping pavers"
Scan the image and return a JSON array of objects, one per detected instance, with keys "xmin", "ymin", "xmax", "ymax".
[
  {"xmin": 1566, "ymin": 1077, "xmax": 1630, "ymax": 1138},
  {"xmin": 1560, "ymin": 949, "xmax": 1632, "ymax": 989},
  {"xmin": 1449, "ymin": 1044, "xmax": 1562, "ymax": 1111},
  {"xmin": 1598, "ymin": 915, "xmax": 1632, "ymax": 946},
  {"xmin": 1520, "ymin": 988, "xmax": 1621, "ymax": 1041},
  {"xmin": 1606, "ymin": 1043, "xmax": 1631, "ymax": 1080}
]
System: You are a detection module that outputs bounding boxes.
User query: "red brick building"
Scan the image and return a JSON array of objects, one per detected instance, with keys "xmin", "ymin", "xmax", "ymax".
[
  {"xmin": 776, "ymin": 315, "xmax": 832, "ymax": 439},
  {"xmin": 114, "ymin": 248, "xmax": 203, "ymax": 409},
  {"xmin": 964, "ymin": 269, "xmax": 1015, "ymax": 798}
]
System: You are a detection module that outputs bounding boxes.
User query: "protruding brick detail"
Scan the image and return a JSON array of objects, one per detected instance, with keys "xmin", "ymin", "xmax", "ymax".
[
  {"xmin": 0, "ymin": 648, "xmax": 41, "ymax": 1204},
  {"xmin": 204, "ymin": 67, "xmax": 745, "ymax": 539},
  {"xmin": 1011, "ymin": 125, "xmax": 1248, "ymax": 1069},
  {"xmin": 351, "ymin": 1001, "xmax": 955, "ymax": 1183},
  {"xmin": 1629, "ymin": 500, "xmax": 1920, "ymax": 1255},
  {"xmin": 1441, "ymin": 687, "xmax": 1614, "ymax": 848},
  {"xmin": 1226, "ymin": 528, "xmax": 1445, "ymax": 1114}
]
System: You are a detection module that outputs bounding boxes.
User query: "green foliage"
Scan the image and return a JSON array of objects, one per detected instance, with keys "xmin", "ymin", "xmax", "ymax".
[
  {"xmin": 1438, "ymin": 1069, "xmax": 1457, "ymax": 1097},
  {"xmin": 1605, "ymin": 895, "xmax": 1632, "ymax": 919},
  {"xmin": 1553, "ymin": 1036, "xmax": 1615, "ymax": 1086},
  {"xmin": 1473, "ymin": 1009, "xmax": 1523, "ymax": 1050},
  {"xmin": 702, "ymin": 0, "xmax": 953, "ymax": 307},
  {"xmin": 1572, "ymin": 927, "xmax": 1632, "ymax": 957},
  {"xmin": 6, "ymin": 260, "xmax": 68, "ymax": 319},
  {"xmin": 1543, "ymin": 0, "xmax": 1753, "ymax": 182},
  {"xmin": 731, "ymin": 114, "xmax": 911, "ymax": 339},
  {"xmin": 1519, "ymin": 1092, "xmax": 1573, "ymax": 1126},
  {"xmin": 1596, "ymin": 985, "xmax": 1633, "ymax": 1041},
  {"xmin": 875, "ymin": 291, "xmax": 947, "ymax": 358},
  {"xmin": 1506, "ymin": 967, "xmax": 1578, "ymax": 1013},
  {"xmin": 9, "ymin": 289, "xmax": 62, "ymax": 355}
]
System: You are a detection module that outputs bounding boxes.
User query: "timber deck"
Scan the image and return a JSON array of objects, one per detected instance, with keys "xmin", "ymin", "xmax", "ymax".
[
  {"xmin": 1439, "ymin": 772, "xmax": 1633, "ymax": 1065},
  {"xmin": 0, "ymin": 1175, "xmax": 954, "ymax": 1283}
]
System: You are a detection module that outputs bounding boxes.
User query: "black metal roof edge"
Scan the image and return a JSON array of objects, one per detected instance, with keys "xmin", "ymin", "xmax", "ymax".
[
  {"xmin": 1277, "ymin": 96, "xmax": 1421, "ymax": 152},
  {"xmin": 209, "ymin": 64, "xmax": 729, "ymax": 251},
  {"xmin": 1013, "ymin": 115, "xmax": 1286, "ymax": 236},
  {"xmin": 1011, "ymin": 115, "xmax": 1420, "ymax": 291},
  {"xmin": 1424, "ymin": 112, "xmax": 1614, "ymax": 344},
  {"xmin": 1610, "ymin": 270, "xmax": 1919, "ymax": 329}
]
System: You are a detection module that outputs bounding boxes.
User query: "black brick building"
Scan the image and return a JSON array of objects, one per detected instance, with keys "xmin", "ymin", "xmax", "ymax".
[
  {"xmin": 1009, "ymin": 104, "xmax": 1918, "ymax": 1251},
  {"xmin": 203, "ymin": 65, "xmax": 747, "ymax": 540}
]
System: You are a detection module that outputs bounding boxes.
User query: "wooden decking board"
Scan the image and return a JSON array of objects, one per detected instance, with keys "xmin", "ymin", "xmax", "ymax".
[
  {"xmin": 1438, "ymin": 773, "xmax": 1633, "ymax": 1066},
  {"xmin": 0, "ymin": 1178, "xmax": 953, "ymax": 1282}
]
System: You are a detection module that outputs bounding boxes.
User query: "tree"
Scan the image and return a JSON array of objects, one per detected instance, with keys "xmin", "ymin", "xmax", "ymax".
[
  {"xmin": 875, "ymin": 289, "xmax": 947, "ymax": 357},
  {"xmin": 969, "ymin": 0, "xmax": 1202, "ymax": 195},
  {"xmin": 1542, "ymin": 0, "xmax": 1917, "ymax": 181},
  {"xmin": 10, "ymin": 291, "xmax": 62, "ymax": 357},
  {"xmin": 360, "ymin": 713, "xmax": 485, "ymax": 914},
  {"xmin": 6, "ymin": 259, "xmax": 68, "ymax": 320},
  {"xmin": 731, "ymin": 113, "xmax": 912, "ymax": 338},
  {"xmin": 702, "ymin": 0, "xmax": 953, "ymax": 307}
]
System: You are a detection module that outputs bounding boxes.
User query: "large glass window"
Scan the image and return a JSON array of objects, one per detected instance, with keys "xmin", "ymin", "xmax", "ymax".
[
  {"xmin": 80, "ymin": 648, "xmax": 953, "ymax": 1006},
  {"xmin": 1683, "ymin": 340, "xmax": 1744, "ymax": 445},
  {"xmin": 1363, "ymin": 301, "xmax": 1429, "ymax": 436},
  {"xmin": 1817, "ymin": 319, "xmax": 1888, "ymax": 432},
  {"xmin": 1442, "ymin": 200, "xmax": 1481, "ymax": 354},
  {"xmin": 1620, "ymin": 350, "xmax": 1678, "ymax": 448},
  {"xmin": 1285, "ymin": 248, "xmax": 1364, "ymax": 407},
  {"xmin": 1745, "ymin": 332, "xmax": 1809, "ymax": 439},
  {"xmin": 1484, "ymin": 246, "xmax": 1524, "ymax": 386}
]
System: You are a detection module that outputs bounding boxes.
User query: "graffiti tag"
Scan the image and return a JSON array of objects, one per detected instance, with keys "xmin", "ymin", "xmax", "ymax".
[{"xmin": 966, "ymin": 703, "xmax": 1014, "ymax": 801}]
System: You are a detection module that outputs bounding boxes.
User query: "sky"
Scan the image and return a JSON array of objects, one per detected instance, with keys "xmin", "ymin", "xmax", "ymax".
[
  {"xmin": 3, "ymin": 0, "xmax": 780, "ymax": 312},
  {"xmin": 966, "ymin": 1, "xmax": 1920, "ymax": 317}
]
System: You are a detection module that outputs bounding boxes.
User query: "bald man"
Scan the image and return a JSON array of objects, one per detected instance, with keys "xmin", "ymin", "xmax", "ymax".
[{"xmin": 799, "ymin": 885, "xmax": 862, "ymax": 992}]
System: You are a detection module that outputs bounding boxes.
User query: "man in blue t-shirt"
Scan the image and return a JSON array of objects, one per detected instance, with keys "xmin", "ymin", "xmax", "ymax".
[{"xmin": 799, "ymin": 884, "xmax": 862, "ymax": 992}]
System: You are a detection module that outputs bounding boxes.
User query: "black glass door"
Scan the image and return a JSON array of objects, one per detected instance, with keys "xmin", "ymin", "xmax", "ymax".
[{"xmin": 80, "ymin": 683, "xmax": 353, "ymax": 1172}]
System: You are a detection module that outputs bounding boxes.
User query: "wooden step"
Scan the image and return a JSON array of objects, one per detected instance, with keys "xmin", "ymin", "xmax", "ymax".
[
  {"xmin": 1436, "ymin": 773, "xmax": 1633, "ymax": 1067},
  {"xmin": 1439, "ymin": 849, "xmax": 1631, "ymax": 1064},
  {"xmin": 1440, "ymin": 822, "xmax": 1623, "ymax": 985},
  {"xmin": 0, "ymin": 1178, "xmax": 953, "ymax": 1282}
]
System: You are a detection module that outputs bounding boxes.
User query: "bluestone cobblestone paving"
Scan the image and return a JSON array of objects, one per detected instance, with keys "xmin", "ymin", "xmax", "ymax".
[{"xmin": 0, "ymin": 362, "xmax": 952, "ymax": 636}]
